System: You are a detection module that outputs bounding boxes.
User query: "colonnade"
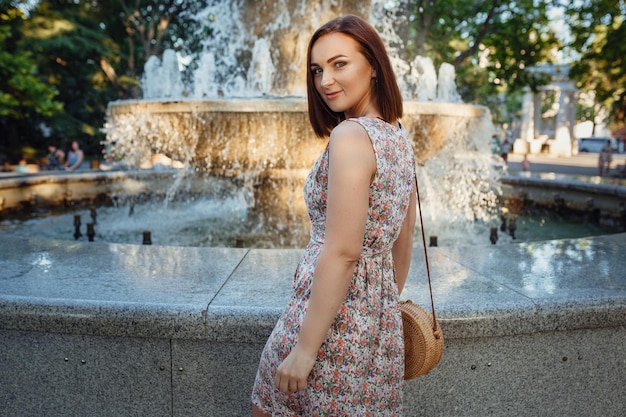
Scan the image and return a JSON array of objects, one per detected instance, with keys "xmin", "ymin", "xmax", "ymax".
[{"xmin": 514, "ymin": 64, "xmax": 577, "ymax": 156}]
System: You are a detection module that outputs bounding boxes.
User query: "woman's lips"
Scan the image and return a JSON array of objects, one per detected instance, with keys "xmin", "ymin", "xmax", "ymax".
[{"xmin": 325, "ymin": 91, "xmax": 341, "ymax": 100}]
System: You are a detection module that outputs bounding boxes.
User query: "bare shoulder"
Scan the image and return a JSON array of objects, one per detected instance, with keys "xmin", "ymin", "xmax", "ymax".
[
  {"xmin": 329, "ymin": 120, "xmax": 372, "ymax": 149},
  {"xmin": 328, "ymin": 120, "xmax": 375, "ymax": 170}
]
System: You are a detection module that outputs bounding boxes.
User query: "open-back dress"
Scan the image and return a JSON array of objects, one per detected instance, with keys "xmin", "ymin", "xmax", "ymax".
[{"xmin": 251, "ymin": 117, "xmax": 415, "ymax": 416}]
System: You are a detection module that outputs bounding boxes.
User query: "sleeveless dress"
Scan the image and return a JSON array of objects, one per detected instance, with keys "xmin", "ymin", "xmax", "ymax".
[
  {"xmin": 67, "ymin": 151, "xmax": 80, "ymax": 167},
  {"xmin": 251, "ymin": 117, "xmax": 415, "ymax": 416}
]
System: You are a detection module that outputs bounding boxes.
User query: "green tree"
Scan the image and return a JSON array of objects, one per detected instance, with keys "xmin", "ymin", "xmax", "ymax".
[
  {"xmin": 109, "ymin": 0, "xmax": 207, "ymax": 82},
  {"xmin": 564, "ymin": 0, "xmax": 626, "ymax": 129},
  {"xmin": 15, "ymin": 0, "xmax": 130, "ymax": 157},
  {"xmin": 1, "ymin": 0, "xmax": 207, "ymax": 162},
  {"xmin": 396, "ymin": 1, "xmax": 560, "ymax": 84},
  {"xmin": 390, "ymin": 0, "xmax": 561, "ymax": 126},
  {"xmin": 0, "ymin": 3, "xmax": 63, "ymax": 162}
]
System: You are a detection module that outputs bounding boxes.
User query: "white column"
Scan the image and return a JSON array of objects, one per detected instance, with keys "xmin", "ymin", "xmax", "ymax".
[
  {"xmin": 515, "ymin": 88, "xmax": 534, "ymax": 153},
  {"xmin": 533, "ymin": 94, "xmax": 542, "ymax": 139},
  {"xmin": 551, "ymin": 82, "xmax": 577, "ymax": 157}
]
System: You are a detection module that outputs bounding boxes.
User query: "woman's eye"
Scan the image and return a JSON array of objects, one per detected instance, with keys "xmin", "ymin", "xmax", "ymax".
[
  {"xmin": 335, "ymin": 61, "xmax": 346, "ymax": 68},
  {"xmin": 311, "ymin": 67, "xmax": 323, "ymax": 76}
]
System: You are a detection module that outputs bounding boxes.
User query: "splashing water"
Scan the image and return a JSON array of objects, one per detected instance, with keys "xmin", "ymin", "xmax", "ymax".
[
  {"xmin": 102, "ymin": 0, "xmax": 502, "ymax": 247},
  {"xmin": 142, "ymin": 50, "xmax": 184, "ymax": 99},
  {"xmin": 418, "ymin": 112, "xmax": 505, "ymax": 246},
  {"xmin": 141, "ymin": 0, "xmax": 463, "ymax": 101}
]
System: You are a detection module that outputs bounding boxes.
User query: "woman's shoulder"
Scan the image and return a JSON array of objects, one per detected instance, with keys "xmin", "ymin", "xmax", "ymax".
[
  {"xmin": 328, "ymin": 120, "xmax": 376, "ymax": 161},
  {"xmin": 330, "ymin": 119, "xmax": 372, "ymax": 142}
]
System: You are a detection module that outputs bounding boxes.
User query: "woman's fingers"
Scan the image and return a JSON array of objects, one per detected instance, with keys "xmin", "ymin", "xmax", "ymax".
[
  {"xmin": 294, "ymin": 379, "xmax": 307, "ymax": 392},
  {"xmin": 275, "ymin": 372, "xmax": 307, "ymax": 393},
  {"xmin": 275, "ymin": 376, "xmax": 305, "ymax": 393},
  {"xmin": 274, "ymin": 345, "xmax": 316, "ymax": 393}
]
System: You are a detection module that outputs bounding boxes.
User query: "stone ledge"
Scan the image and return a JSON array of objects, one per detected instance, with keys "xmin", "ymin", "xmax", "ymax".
[
  {"xmin": 1, "ymin": 233, "xmax": 626, "ymax": 417},
  {"xmin": 1, "ymin": 234, "xmax": 625, "ymax": 342}
]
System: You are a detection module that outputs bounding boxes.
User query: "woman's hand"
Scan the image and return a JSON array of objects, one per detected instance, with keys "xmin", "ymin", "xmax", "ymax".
[{"xmin": 275, "ymin": 344, "xmax": 317, "ymax": 394}]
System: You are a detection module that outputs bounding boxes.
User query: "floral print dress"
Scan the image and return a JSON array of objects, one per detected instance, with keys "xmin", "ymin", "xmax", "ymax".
[{"xmin": 252, "ymin": 117, "xmax": 415, "ymax": 416}]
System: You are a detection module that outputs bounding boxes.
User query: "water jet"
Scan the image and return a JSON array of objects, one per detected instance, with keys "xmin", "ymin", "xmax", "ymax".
[
  {"xmin": 489, "ymin": 227, "xmax": 498, "ymax": 244},
  {"xmin": 86, "ymin": 223, "xmax": 95, "ymax": 242},
  {"xmin": 73, "ymin": 214, "xmax": 82, "ymax": 240}
]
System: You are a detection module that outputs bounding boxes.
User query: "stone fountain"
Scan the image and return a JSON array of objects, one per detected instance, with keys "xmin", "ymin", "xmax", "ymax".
[
  {"xmin": 2, "ymin": 2, "xmax": 624, "ymax": 416},
  {"xmin": 102, "ymin": 0, "xmax": 499, "ymax": 246}
]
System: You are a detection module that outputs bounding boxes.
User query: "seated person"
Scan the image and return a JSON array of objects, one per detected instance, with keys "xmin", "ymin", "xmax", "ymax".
[
  {"xmin": 64, "ymin": 141, "xmax": 84, "ymax": 171},
  {"xmin": 47, "ymin": 145, "xmax": 65, "ymax": 170}
]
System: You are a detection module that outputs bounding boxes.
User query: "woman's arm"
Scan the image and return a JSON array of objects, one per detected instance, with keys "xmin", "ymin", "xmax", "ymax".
[
  {"xmin": 274, "ymin": 121, "xmax": 376, "ymax": 394},
  {"xmin": 392, "ymin": 183, "xmax": 416, "ymax": 295}
]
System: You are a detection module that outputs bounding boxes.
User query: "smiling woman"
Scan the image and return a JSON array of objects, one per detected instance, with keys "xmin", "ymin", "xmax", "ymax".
[
  {"xmin": 251, "ymin": 15, "xmax": 416, "ymax": 416},
  {"xmin": 309, "ymin": 32, "xmax": 377, "ymax": 119},
  {"xmin": 305, "ymin": 15, "xmax": 403, "ymax": 138}
]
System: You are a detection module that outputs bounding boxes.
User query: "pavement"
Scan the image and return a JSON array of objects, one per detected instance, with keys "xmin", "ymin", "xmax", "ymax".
[{"xmin": 507, "ymin": 151, "xmax": 626, "ymax": 178}]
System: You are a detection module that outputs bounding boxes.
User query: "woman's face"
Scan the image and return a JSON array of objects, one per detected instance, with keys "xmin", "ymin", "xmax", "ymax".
[{"xmin": 310, "ymin": 32, "xmax": 376, "ymax": 118}]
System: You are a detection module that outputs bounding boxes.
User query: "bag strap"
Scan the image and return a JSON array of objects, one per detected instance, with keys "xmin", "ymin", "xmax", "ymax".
[{"xmin": 414, "ymin": 171, "xmax": 439, "ymax": 333}]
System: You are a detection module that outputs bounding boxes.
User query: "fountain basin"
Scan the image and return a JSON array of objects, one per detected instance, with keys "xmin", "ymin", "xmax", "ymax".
[
  {"xmin": 1, "ymin": 168, "xmax": 625, "ymax": 416},
  {"xmin": 1, "ymin": 131, "xmax": 625, "ymax": 416},
  {"xmin": 105, "ymin": 98, "xmax": 488, "ymax": 169},
  {"xmin": 501, "ymin": 173, "xmax": 626, "ymax": 221},
  {"xmin": 7, "ymin": 98, "xmax": 493, "ymax": 247},
  {"xmin": 1, "ymin": 233, "xmax": 625, "ymax": 416},
  {"xmin": 1, "ymin": 170, "xmax": 623, "ymax": 247}
]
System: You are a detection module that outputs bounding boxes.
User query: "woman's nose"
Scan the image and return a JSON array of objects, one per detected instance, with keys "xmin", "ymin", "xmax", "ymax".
[{"xmin": 320, "ymin": 71, "xmax": 334, "ymax": 87}]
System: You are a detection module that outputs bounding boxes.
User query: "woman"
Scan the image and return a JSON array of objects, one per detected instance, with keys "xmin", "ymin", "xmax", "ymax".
[
  {"xmin": 64, "ymin": 141, "xmax": 84, "ymax": 171},
  {"xmin": 251, "ymin": 15, "xmax": 416, "ymax": 416}
]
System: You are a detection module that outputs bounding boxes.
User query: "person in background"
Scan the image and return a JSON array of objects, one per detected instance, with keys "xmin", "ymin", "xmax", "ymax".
[
  {"xmin": 64, "ymin": 141, "xmax": 84, "ymax": 171},
  {"xmin": 251, "ymin": 14, "xmax": 416, "ymax": 416},
  {"xmin": 15, "ymin": 158, "xmax": 29, "ymax": 173},
  {"xmin": 46, "ymin": 145, "xmax": 65, "ymax": 170},
  {"xmin": 614, "ymin": 127, "xmax": 626, "ymax": 153},
  {"xmin": 521, "ymin": 154, "xmax": 530, "ymax": 172},
  {"xmin": 500, "ymin": 138, "xmax": 511, "ymax": 164},
  {"xmin": 598, "ymin": 140, "xmax": 613, "ymax": 176},
  {"xmin": 490, "ymin": 134, "xmax": 501, "ymax": 155}
]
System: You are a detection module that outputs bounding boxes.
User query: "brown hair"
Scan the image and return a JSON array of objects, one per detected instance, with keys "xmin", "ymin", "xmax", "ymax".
[{"xmin": 306, "ymin": 15, "xmax": 403, "ymax": 137}]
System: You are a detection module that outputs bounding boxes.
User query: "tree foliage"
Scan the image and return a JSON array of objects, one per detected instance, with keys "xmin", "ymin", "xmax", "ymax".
[
  {"xmin": 0, "ymin": 2, "xmax": 64, "ymax": 161},
  {"xmin": 2, "ymin": 0, "xmax": 625, "ymax": 161},
  {"xmin": 0, "ymin": 0, "xmax": 205, "ymax": 162},
  {"xmin": 0, "ymin": 4, "xmax": 63, "ymax": 118},
  {"xmin": 394, "ymin": 1, "xmax": 560, "ymax": 85},
  {"xmin": 388, "ymin": 0, "xmax": 561, "ymax": 125},
  {"xmin": 112, "ymin": 0, "xmax": 206, "ymax": 77},
  {"xmin": 564, "ymin": 0, "xmax": 626, "ymax": 128}
]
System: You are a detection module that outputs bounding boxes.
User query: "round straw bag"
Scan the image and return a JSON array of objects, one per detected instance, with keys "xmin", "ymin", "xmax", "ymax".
[
  {"xmin": 400, "ymin": 169, "xmax": 444, "ymax": 379},
  {"xmin": 401, "ymin": 300, "xmax": 444, "ymax": 379}
]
